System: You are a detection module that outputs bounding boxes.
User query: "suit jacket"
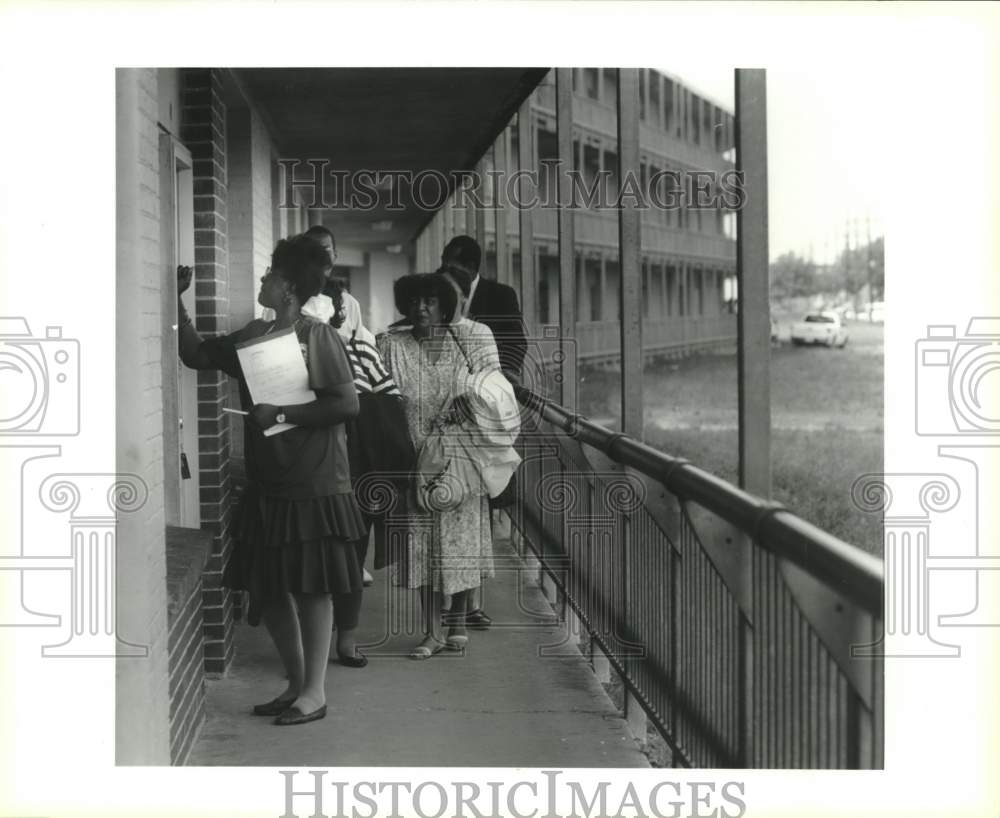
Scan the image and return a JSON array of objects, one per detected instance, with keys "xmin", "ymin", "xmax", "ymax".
[{"xmin": 466, "ymin": 277, "xmax": 527, "ymax": 376}]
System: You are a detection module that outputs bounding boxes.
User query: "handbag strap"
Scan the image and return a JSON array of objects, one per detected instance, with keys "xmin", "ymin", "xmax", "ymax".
[{"xmin": 446, "ymin": 324, "xmax": 474, "ymax": 374}]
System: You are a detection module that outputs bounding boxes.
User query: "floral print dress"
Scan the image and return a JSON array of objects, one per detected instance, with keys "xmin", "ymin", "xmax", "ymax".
[{"xmin": 378, "ymin": 321, "xmax": 496, "ymax": 594}]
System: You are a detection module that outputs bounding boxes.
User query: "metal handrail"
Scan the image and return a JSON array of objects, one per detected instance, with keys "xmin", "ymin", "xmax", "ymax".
[{"xmin": 514, "ymin": 385, "xmax": 884, "ymax": 617}]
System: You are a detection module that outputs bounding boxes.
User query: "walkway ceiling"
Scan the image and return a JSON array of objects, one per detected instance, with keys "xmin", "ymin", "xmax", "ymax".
[{"xmin": 234, "ymin": 68, "xmax": 548, "ymax": 256}]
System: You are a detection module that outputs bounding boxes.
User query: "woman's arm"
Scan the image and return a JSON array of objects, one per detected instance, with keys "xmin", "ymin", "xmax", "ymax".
[
  {"xmin": 177, "ymin": 300, "xmax": 217, "ymax": 370},
  {"xmin": 249, "ymin": 383, "xmax": 359, "ymax": 430},
  {"xmin": 176, "ymin": 265, "xmax": 218, "ymax": 371}
]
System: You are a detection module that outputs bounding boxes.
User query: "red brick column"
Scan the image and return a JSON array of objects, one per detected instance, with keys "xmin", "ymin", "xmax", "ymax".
[{"xmin": 181, "ymin": 68, "xmax": 235, "ymax": 675}]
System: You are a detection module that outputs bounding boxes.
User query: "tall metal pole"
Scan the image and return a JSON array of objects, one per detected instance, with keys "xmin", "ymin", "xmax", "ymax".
[
  {"xmin": 735, "ymin": 68, "xmax": 771, "ymax": 768},
  {"xmin": 735, "ymin": 69, "xmax": 771, "ymax": 499},
  {"xmin": 517, "ymin": 101, "xmax": 537, "ymax": 338},
  {"xmin": 556, "ymin": 68, "xmax": 577, "ymax": 411},
  {"xmin": 866, "ymin": 215, "xmax": 874, "ymax": 321},
  {"xmin": 617, "ymin": 68, "xmax": 643, "ymax": 438}
]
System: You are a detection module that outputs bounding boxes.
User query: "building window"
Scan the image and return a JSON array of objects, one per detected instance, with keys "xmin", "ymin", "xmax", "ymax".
[
  {"xmin": 691, "ymin": 95, "xmax": 701, "ymax": 144},
  {"xmin": 649, "ymin": 71, "xmax": 661, "ymax": 128},
  {"xmin": 664, "ymin": 79, "xmax": 674, "ymax": 133},
  {"xmin": 639, "ymin": 69, "xmax": 646, "ymax": 121},
  {"xmin": 603, "ymin": 69, "xmax": 617, "ymax": 104},
  {"xmin": 584, "ymin": 68, "xmax": 599, "ymax": 100}
]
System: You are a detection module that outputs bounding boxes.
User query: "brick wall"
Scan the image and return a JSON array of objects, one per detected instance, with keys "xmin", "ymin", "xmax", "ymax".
[
  {"xmin": 227, "ymin": 104, "xmax": 275, "ymax": 484},
  {"xmin": 180, "ymin": 69, "xmax": 236, "ymax": 676},
  {"xmin": 115, "ymin": 67, "xmax": 171, "ymax": 764},
  {"xmin": 166, "ymin": 526, "xmax": 212, "ymax": 763}
]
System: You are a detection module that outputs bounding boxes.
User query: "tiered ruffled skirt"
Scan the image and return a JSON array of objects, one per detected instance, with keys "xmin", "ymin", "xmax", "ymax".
[{"xmin": 223, "ymin": 485, "xmax": 369, "ymax": 625}]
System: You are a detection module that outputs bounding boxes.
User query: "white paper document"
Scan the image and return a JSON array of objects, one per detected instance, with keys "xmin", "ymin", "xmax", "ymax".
[{"xmin": 235, "ymin": 327, "xmax": 315, "ymax": 436}]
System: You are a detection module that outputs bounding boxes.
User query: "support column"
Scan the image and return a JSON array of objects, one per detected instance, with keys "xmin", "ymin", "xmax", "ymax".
[
  {"xmin": 617, "ymin": 67, "xmax": 643, "ymax": 438},
  {"xmin": 475, "ymin": 155, "xmax": 487, "ymax": 268},
  {"xmin": 734, "ymin": 68, "xmax": 771, "ymax": 767},
  {"xmin": 496, "ymin": 129, "xmax": 509, "ymax": 286},
  {"xmin": 735, "ymin": 68, "xmax": 771, "ymax": 498},
  {"xmin": 556, "ymin": 67, "xmax": 577, "ymax": 411},
  {"xmin": 517, "ymin": 101, "xmax": 537, "ymax": 337}
]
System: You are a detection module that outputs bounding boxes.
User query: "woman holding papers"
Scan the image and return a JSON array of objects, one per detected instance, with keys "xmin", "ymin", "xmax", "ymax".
[
  {"xmin": 379, "ymin": 272, "xmax": 519, "ymax": 659},
  {"xmin": 177, "ymin": 235, "xmax": 366, "ymax": 726}
]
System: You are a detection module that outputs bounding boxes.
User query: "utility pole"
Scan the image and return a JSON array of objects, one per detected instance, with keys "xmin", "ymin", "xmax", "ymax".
[
  {"xmin": 865, "ymin": 215, "xmax": 874, "ymax": 322},
  {"xmin": 843, "ymin": 219, "xmax": 852, "ymax": 300}
]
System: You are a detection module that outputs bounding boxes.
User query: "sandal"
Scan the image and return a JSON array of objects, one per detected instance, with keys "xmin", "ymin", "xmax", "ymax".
[
  {"xmin": 446, "ymin": 633, "xmax": 468, "ymax": 651},
  {"xmin": 335, "ymin": 651, "xmax": 369, "ymax": 668},
  {"xmin": 410, "ymin": 638, "xmax": 448, "ymax": 660},
  {"xmin": 466, "ymin": 608, "xmax": 492, "ymax": 630}
]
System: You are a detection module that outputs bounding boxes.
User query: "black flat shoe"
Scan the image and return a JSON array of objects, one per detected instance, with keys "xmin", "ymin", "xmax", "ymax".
[
  {"xmin": 274, "ymin": 704, "xmax": 327, "ymax": 726},
  {"xmin": 252, "ymin": 696, "xmax": 296, "ymax": 717},
  {"xmin": 336, "ymin": 652, "xmax": 368, "ymax": 668},
  {"xmin": 466, "ymin": 608, "xmax": 492, "ymax": 630}
]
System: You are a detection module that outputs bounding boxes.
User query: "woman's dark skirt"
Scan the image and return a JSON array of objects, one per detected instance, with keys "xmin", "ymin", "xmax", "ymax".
[{"xmin": 223, "ymin": 484, "xmax": 368, "ymax": 626}]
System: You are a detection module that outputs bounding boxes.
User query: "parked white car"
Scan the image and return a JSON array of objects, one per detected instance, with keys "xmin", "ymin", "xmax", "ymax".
[{"xmin": 790, "ymin": 311, "xmax": 849, "ymax": 347}]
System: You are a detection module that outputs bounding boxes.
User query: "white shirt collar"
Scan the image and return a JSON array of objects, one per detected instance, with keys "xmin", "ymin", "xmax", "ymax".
[{"xmin": 463, "ymin": 275, "xmax": 481, "ymax": 317}]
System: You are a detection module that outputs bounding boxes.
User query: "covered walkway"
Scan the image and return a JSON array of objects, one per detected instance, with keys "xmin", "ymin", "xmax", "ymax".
[{"xmin": 189, "ymin": 535, "xmax": 649, "ymax": 767}]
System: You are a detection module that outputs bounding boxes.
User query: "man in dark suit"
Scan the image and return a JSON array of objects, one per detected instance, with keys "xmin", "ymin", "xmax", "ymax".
[{"xmin": 442, "ymin": 235, "xmax": 527, "ymax": 383}]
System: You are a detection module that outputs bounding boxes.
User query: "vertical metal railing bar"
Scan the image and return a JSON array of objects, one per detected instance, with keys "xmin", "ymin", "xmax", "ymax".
[
  {"xmin": 518, "ymin": 419, "xmax": 879, "ymax": 768},
  {"xmin": 699, "ymin": 547, "xmax": 707, "ymax": 763},
  {"xmin": 521, "ymin": 529, "xmax": 692, "ymax": 765},
  {"xmin": 833, "ymin": 669, "xmax": 842, "ymax": 768},
  {"xmin": 808, "ymin": 628, "xmax": 816, "ymax": 767},
  {"xmin": 746, "ymin": 549, "xmax": 755, "ymax": 766},
  {"xmin": 767, "ymin": 553, "xmax": 777, "ymax": 767},
  {"xmin": 794, "ymin": 609, "xmax": 803, "ymax": 768},
  {"xmin": 670, "ymin": 547, "xmax": 680, "ymax": 767},
  {"xmin": 780, "ymin": 578, "xmax": 789, "ymax": 766},
  {"xmin": 677, "ymin": 519, "xmax": 687, "ymax": 757},
  {"xmin": 822, "ymin": 653, "xmax": 831, "ymax": 768}
]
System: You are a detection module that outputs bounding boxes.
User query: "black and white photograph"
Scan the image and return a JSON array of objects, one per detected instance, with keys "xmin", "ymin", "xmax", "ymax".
[{"xmin": 1, "ymin": 2, "xmax": 998, "ymax": 817}]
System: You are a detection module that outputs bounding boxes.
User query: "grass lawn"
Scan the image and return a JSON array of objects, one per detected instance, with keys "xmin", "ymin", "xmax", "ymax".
[{"xmin": 579, "ymin": 321, "xmax": 884, "ymax": 555}]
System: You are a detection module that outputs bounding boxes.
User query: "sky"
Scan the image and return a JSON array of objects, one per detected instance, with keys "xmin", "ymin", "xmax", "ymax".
[{"xmin": 662, "ymin": 64, "xmax": 886, "ymax": 263}]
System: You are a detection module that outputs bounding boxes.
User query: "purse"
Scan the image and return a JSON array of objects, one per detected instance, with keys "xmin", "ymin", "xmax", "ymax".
[
  {"xmin": 414, "ymin": 422, "xmax": 478, "ymax": 513},
  {"xmin": 343, "ymin": 332, "xmax": 416, "ymax": 512}
]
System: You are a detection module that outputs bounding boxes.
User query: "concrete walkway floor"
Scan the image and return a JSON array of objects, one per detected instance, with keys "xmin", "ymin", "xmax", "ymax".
[{"xmin": 188, "ymin": 539, "xmax": 648, "ymax": 767}]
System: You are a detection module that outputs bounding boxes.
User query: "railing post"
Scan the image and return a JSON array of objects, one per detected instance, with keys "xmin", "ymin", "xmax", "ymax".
[
  {"xmin": 555, "ymin": 67, "xmax": 577, "ymax": 411},
  {"xmin": 617, "ymin": 67, "xmax": 643, "ymax": 439}
]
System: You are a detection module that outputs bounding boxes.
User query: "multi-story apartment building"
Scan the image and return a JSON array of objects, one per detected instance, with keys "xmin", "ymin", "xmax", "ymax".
[{"xmin": 412, "ymin": 68, "xmax": 739, "ymax": 364}]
